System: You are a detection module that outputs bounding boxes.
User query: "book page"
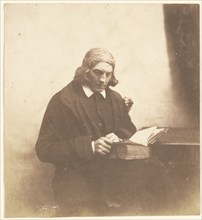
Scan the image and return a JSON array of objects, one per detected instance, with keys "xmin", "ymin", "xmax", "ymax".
[
  {"xmin": 147, "ymin": 128, "xmax": 166, "ymax": 144},
  {"xmin": 129, "ymin": 126, "xmax": 157, "ymax": 146}
]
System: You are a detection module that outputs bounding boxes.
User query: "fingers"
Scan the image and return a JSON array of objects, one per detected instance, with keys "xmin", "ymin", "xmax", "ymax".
[
  {"xmin": 100, "ymin": 137, "xmax": 113, "ymax": 146},
  {"xmin": 105, "ymin": 133, "xmax": 121, "ymax": 143},
  {"xmin": 95, "ymin": 145, "xmax": 110, "ymax": 155},
  {"xmin": 94, "ymin": 137, "xmax": 112, "ymax": 156},
  {"xmin": 123, "ymin": 97, "xmax": 134, "ymax": 106},
  {"xmin": 105, "ymin": 133, "xmax": 114, "ymax": 142},
  {"xmin": 97, "ymin": 145, "xmax": 110, "ymax": 155},
  {"xmin": 105, "ymin": 133, "xmax": 116, "ymax": 139}
]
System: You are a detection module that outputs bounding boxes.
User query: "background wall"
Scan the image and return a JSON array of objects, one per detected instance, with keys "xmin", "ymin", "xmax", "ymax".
[{"xmin": 3, "ymin": 3, "xmax": 199, "ymax": 217}]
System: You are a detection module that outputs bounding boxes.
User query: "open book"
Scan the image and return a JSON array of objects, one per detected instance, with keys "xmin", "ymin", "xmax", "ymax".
[
  {"xmin": 108, "ymin": 127, "xmax": 168, "ymax": 160},
  {"xmin": 115, "ymin": 126, "xmax": 168, "ymax": 147}
]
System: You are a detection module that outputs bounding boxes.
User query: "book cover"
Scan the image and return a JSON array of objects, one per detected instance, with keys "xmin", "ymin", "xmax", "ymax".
[{"xmin": 108, "ymin": 127, "xmax": 168, "ymax": 160}]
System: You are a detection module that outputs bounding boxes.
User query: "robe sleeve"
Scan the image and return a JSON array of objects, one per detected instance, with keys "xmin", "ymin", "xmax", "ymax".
[{"xmin": 35, "ymin": 93, "xmax": 94, "ymax": 166}]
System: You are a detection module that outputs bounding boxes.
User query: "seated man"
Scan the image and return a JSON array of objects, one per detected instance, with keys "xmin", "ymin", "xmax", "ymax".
[{"xmin": 35, "ymin": 48, "xmax": 172, "ymax": 216}]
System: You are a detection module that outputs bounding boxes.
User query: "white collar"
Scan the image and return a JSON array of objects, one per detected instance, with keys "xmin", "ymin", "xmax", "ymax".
[{"xmin": 82, "ymin": 85, "xmax": 106, "ymax": 99}]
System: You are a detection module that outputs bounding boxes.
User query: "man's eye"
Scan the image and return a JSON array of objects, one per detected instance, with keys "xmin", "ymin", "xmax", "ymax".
[
  {"xmin": 92, "ymin": 69, "xmax": 112, "ymax": 77},
  {"xmin": 106, "ymin": 72, "xmax": 112, "ymax": 77},
  {"xmin": 93, "ymin": 69, "xmax": 103, "ymax": 75}
]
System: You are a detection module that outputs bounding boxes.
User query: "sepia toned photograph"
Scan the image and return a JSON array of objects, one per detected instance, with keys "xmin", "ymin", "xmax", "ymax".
[{"xmin": 1, "ymin": 1, "xmax": 200, "ymax": 219}]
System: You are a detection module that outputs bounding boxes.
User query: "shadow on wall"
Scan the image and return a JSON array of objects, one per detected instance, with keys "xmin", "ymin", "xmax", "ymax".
[{"xmin": 163, "ymin": 4, "xmax": 200, "ymax": 128}]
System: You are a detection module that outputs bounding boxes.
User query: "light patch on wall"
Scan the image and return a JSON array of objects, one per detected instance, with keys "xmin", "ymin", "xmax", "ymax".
[{"xmin": 3, "ymin": 3, "xmax": 194, "ymax": 217}]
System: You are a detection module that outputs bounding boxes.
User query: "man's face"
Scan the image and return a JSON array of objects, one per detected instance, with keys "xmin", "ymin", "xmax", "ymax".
[{"xmin": 86, "ymin": 62, "xmax": 113, "ymax": 93}]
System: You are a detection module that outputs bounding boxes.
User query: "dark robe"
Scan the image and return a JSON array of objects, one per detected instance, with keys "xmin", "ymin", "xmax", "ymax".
[{"xmin": 35, "ymin": 80, "xmax": 171, "ymax": 216}]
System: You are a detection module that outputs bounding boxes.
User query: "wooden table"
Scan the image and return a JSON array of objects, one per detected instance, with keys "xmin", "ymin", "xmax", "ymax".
[
  {"xmin": 151, "ymin": 127, "xmax": 200, "ymax": 214},
  {"xmin": 151, "ymin": 127, "xmax": 200, "ymax": 167}
]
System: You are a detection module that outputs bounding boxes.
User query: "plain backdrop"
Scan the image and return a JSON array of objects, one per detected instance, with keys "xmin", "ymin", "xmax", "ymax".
[{"xmin": 3, "ymin": 3, "xmax": 198, "ymax": 217}]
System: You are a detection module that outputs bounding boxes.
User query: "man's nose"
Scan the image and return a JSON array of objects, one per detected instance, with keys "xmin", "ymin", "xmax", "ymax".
[{"xmin": 100, "ymin": 73, "xmax": 107, "ymax": 82}]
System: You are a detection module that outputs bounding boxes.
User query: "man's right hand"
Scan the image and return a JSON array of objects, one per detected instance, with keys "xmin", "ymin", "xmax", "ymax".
[{"xmin": 94, "ymin": 137, "xmax": 112, "ymax": 156}]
